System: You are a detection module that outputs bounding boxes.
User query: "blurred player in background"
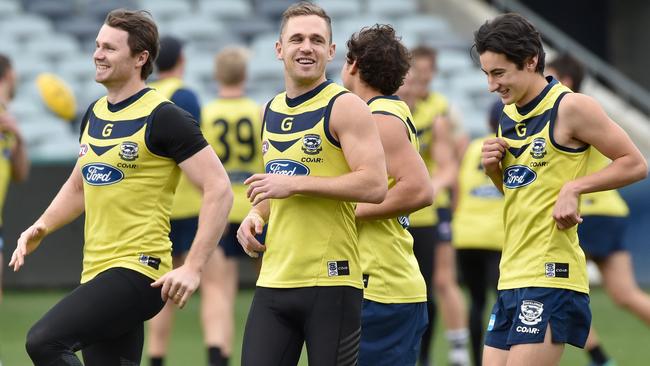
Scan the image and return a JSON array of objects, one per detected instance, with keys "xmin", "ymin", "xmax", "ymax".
[
  {"xmin": 547, "ymin": 53, "xmax": 650, "ymax": 366},
  {"xmin": 475, "ymin": 13, "xmax": 647, "ymax": 366},
  {"xmin": 147, "ymin": 35, "xmax": 227, "ymax": 366},
  {"xmin": 452, "ymin": 100, "xmax": 504, "ymax": 366},
  {"xmin": 0, "ymin": 54, "xmax": 30, "ymax": 304},
  {"xmin": 341, "ymin": 24, "xmax": 432, "ymax": 366},
  {"xmin": 399, "ymin": 45, "xmax": 470, "ymax": 366},
  {"xmin": 10, "ymin": 9, "xmax": 232, "ymax": 365},
  {"xmin": 236, "ymin": 2, "xmax": 387, "ymax": 365},
  {"xmin": 197, "ymin": 46, "xmax": 265, "ymax": 366}
]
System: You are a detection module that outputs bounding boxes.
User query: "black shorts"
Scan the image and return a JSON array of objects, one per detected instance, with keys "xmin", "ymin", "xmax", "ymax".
[
  {"xmin": 220, "ymin": 222, "xmax": 267, "ymax": 258},
  {"xmin": 25, "ymin": 267, "xmax": 165, "ymax": 365},
  {"xmin": 577, "ymin": 215, "xmax": 627, "ymax": 261},
  {"xmin": 242, "ymin": 286, "xmax": 363, "ymax": 366},
  {"xmin": 169, "ymin": 216, "xmax": 198, "ymax": 256},
  {"xmin": 435, "ymin": 207, "xmax": 453, "ymax": 243}
]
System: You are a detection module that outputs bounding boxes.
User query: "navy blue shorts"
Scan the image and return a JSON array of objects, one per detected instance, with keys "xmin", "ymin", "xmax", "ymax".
[
  {"xmin": 485, "ymin": 287, "xmax": 591, "ymax": 350},
  {"xmin": 435, "ymin": 207, "xmax": 453, "ymax": 243},
  {"xmin": 220, "ymin": 222, "xmax": 267, "ymax": 258},
  {"xmin": 169, "ymin": 217, "xmax": 198, "ymax": 257},
  {"xmin": 577, "ymin": 215, "xmax": 627, "ymax": 261},
  {"xmin": 359, "ymin": 300, "xmax": 428, "ymax": 366}
]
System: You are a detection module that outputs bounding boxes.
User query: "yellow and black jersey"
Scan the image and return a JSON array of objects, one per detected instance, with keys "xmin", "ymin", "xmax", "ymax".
[
  {"xmin": 201, "ymin": 97, "xmax": 263, "ymax": 223},
  {"xmin": 148, "ymin": 77, "xmax": 203, "ymax": 220},
  {"xmin": 409, "ymin": 92, "xmax": 449, "ymax": 227},
  {"xmin": 78, "ymin": 88, "xmax": 207, "ymax": 283},
  {"xmin": 358, "ymin": 95, "xmax": 427, "ymax": 303},
  {"xmin": 580, "ymin": 147, "xmax": 629, "ymax": 217},
  {"xmin": 452, "ymin": 135, "xmax": 503, "ymax": 251},
  {"xmin": 257, "ymin": 80, "xmax": 361, "ymax": 289},
  {"xmin": 0, "ymin": 104, "xmax": 15, "ymax": 227},
  {"xmin": 497, "ymin": 77, "xmax": 589, "ymax": 294}
]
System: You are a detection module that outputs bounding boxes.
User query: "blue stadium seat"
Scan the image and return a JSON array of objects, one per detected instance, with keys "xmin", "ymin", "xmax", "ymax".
[
  {"xmin": 141, "ymin": 0, "xmax": 192, "ymax": 23},
  {"xmin": 0, "ymin": 14, "xmax": 52, "ymax": 42},
  {"xmin": 26, "ymin": 0, "xmax": 76, "ymax": 23},
  {"xmin": 198, "ymin": 0, "xmax": 252, "ymax": 20},
  {"xmin": 25, "ymin": 34, "xmax": 80, "ymax": 62},
  {"xmin": 315, "ymin": 0, "xmax": 362, "ymax": 20},
  {"xmin": 367, "ymin": 0, "xmax": 417, "ymax": 18},
  {"xmin": 0, "ymin": 0, "xmax": 21, "ymax": 20},
  {"xmin": 168, "ymin": 16, "xmax": 226, "ymax": 44}
]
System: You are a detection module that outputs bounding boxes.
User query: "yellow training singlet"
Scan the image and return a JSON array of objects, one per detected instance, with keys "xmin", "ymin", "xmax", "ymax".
[
  {"xmin": 358, "ymin": 95, "xmax": 427, "ymax": 303},
  {"xmin": 201, "ymin": 97, "xmax": 263, "ymax": 223},
  {"xmin": 149, "ymin": 77, "xmax": 202, "ymax": 219},
  {"xmin": 257, "ymin": 80, "xmax": 361, "ymax": 289},
  {"xmin": 0, "ymin": 104, "xmax": 15, "ymax": 227},
  {"xmin": 452, "ymin": 136, "xmax": 503, "ymax": 251},
  {"xmin": 498, "ymin": 77, "xmax": 589, "ymax": 294},
  {"xmin": 409, "ymin": 92, "xmax": 448, "ymax": 227},
  {"xmin": 78, "ymin": 89, "xmax": 178, "ymax": 283},
  {"xmin": 580, "ymin": 147, "xmax": 629, "ymax": 217}
]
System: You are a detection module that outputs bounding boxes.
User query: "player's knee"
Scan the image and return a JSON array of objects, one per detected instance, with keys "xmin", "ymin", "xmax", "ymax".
[
  {"xmin": 610, "ymin": 289, "xmax": 635, "ymax": 309},
  {"xmin": 25, "ymin": 323, "xmax": 53, "ymax": 360}
]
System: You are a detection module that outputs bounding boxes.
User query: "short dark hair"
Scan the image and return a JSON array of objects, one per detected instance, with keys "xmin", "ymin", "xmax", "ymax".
[
  {"xmin": 473, "ymin": 13, "xmax": 546, "ymax": 74},
  {"xmin": 410, "ymin": 45, "xmax": 437, "ymax": 71},
  {"xmin": 547, "ymin": 53, "xmax": 585, "ymax": 92},
  {"xmin": 0, "ymin": 53, "xmax": 11, "ymax": 80},
  {"xmin": 280, "ymin": 1, "xmax": 332, "ymax": 42},
  {"xmin": 346, "ymin": 24, "xmax": 411, "ymax": 95},
  {"xmin": 105, "ymin": 9, "xmax": 159, "ymax": 80},
  {"xmin": 156, "ymin": 35, "xmax": 183, "ymax": 72}
]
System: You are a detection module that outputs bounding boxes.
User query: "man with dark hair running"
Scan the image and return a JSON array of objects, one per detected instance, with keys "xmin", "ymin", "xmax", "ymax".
[
  {"xmin": 10, "ymin": 9, "xmax": 233, "ymax": 365},
  {"xmin": 475, "ymin": 13, "xmax": 646, "ymax": 366}
]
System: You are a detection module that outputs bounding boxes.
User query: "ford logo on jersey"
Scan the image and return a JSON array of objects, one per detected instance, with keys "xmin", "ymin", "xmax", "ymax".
[
  {"xmin": 503, "ymin": 165, "xmax": 536, "ymax": 189},
  {"xmin": 265, "ymin": 159, "xmax": 310, "ymax": 176},
  {"xmin": 82, "ymin": 163, "xmax": 124, "ymax": 186}
]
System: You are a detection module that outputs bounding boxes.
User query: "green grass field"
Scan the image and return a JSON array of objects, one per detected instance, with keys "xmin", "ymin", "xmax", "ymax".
[{"xmin": 1, "ymin": 287, "xmax": 648, "ymax": 365}]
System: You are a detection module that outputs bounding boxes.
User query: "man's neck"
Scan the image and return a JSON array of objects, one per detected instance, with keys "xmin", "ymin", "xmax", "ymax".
[
  {"xmin": 352, "ymin": 82, "xmax": 382, "ymax": 104},
  {"xmin": 105, "ymin": 78, "xmax": 147, "ymax": 104},
  {"xmin": 516, "ymin": 74, "xmax": 548, "ymax": 108},
  {"xmin": 157, "ymin": 68, "xmax": 183, "ymax": 80},
  {"xmin": 218, "ymin": 84, "xmax": 244, "ymax": 98},
  {"xmin": 285, "ymin": 75, "xmax": 327, "ymax": 99}
]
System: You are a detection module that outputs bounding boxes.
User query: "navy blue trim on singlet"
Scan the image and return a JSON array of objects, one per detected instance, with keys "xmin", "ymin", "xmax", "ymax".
[
  {"xmin": 371, "ymin": 111, "xmax": 414, "ymax": 142},
  {"xmin": 515, "ymin": 77, "xmax": 557, "ymax": 115},
  {"xmin": 500, "ymin": 109, "xmax": 552, "ymax": 141},
  {"xmin": 323, "ymin": 91, "xmax": 348, "ymax": 148},
  {"xmin": 107, "ymin": 88, "xmax": 151, "ymax": 112},
  {"xmin": 367, "ymin": 94, "xmax": 400, "ymax": 105},
  {"xmin": 285, "ymin": 80, "xmax": 333, "ymax": 108},
  {"xmin": 88, "ymin": 115, "xmax": 147, "ymax": 140},
  {"xmin": 261, "ymin": 99, "xmax": 273, "ymax": 140},
  {"xmin": 549, "ymin": 92, "xmax": 590, "ymax": 153},
  {"xmin": 266, "ymin": 108, "xmax": 326, "ymax": 134}
]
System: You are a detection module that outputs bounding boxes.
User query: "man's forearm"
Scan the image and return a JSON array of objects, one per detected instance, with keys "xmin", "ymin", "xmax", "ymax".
[
  {"xmin": 184, "ymin": 182, "xmax": 233, "ymax": 271},
  {"xmin": 292, "ymin": 170, "xmax": 386, "ymax": 204}
]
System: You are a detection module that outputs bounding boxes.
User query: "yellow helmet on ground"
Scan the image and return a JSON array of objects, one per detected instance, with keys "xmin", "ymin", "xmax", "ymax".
[{"xmin": 35, "ymin": 73, "xmax": 77, "ymax": 122}]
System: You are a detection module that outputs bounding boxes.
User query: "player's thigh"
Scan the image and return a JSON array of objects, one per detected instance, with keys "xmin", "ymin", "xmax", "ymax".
[
  {"xmin": 241, "ymin": 287, "xmax": 303, "ymax": 366},
  {"xmin": 598, "ymin": 250, "xmax": 640, "ymax": 296},
  {"xmin": 305, "ymin": 286, "xmax": 363, "ymax": 366},
  {"xmin": 506, "ymin": 326, "xmax": 563, "ymax": 366},
  {"xmin": 482, "ymin": 345, "xmax": 509, "ymax": 366},
  {"xmin": 29, "ymin": 267, "xmax": 164, "ymax": 347},
  {"xmin": 434, "ymin": 242, "xmax": 458, "ymax": 284}
]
